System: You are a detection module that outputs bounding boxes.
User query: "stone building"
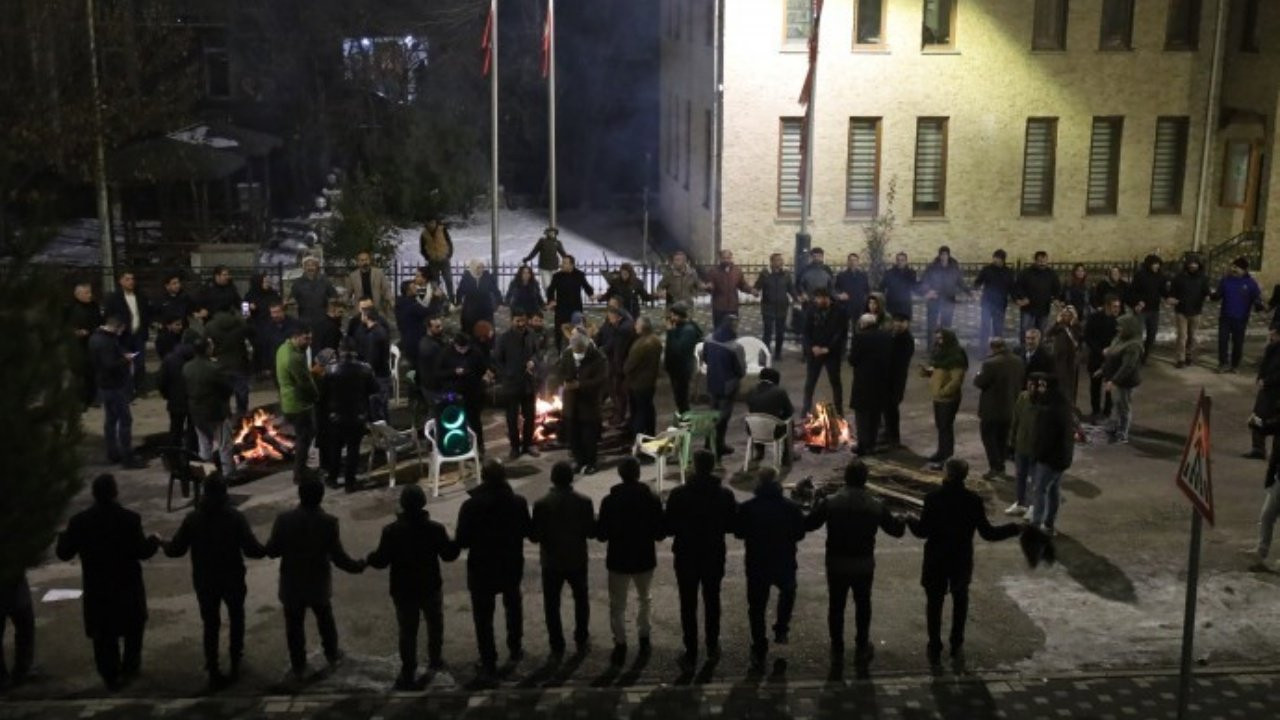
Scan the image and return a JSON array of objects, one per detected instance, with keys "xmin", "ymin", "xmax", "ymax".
[{"xmin": 659, "ymin": 0, "xmax": 1280, "ymax": 279}]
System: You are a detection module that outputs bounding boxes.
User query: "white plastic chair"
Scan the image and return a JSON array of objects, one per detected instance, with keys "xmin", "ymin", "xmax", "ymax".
[
  {"xmin": 737, "ymin": 336, "xmax": 773, "ymax": 373},
  {"xmin": 424, "ymin": 419, "xmax": 481, "ymax": 497},
  {"xmin": 742, "ymin": 414, "xmax": 790, "ymax": 473},
  {"xmin": 389, "ymin": 345, "xmax": 402, "ymax": 406},
  {"xmin": 366, "ymin": 421, "xmax": 424, "ymax": 488},
  {"xmin": 632, "ymin": 427, "xmax": 690, "ymax": 494}
]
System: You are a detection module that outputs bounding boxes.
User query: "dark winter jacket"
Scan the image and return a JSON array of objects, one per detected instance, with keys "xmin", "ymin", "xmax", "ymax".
[
  {"xmin": 56, "ymin": 501, "xmax": 160, "ymax": 637},
  {"xmin": 505, "ymin": 279, "xmax": 546, "ymax": 316},
  {"xmin": 1062, "ymin": 280, "xmax": 1090, "ymax": 319},
  {"xmin": 703, "ymin": 323, "xmax": 746, "ymax": 398},
  {"xmin": 848, "ymin": 327, "xmax": 893, "ymax": 411},
  {"xmin": 974, "ymin": 263, "xmax": 1015, "ymax": 308},
  {"xmin": 522, "ymin": 236, "xmax": 565, "ymax": 270},
  {"xmin": 1083, "ymin": 311, "xmax": 1119, "ymax": 368},
  {"xmin": 1215, "ymin": 273, "xmax": 1263, "ymax": 320},
  {"xmin": 1018, "ymin": 345, "xmax": 1054, "ymax": 381},
  {"xmin": 705, "ymin": 263, "xmax": 753, "ymax": 313},
  {"xmin": 798, "ymin": 261, "xmax": 834, "ymax": 298},
  {"xmin": 1168, "ymin": 266, "xmax": 1211, "ymax": 316},
  {"xmin": 557, "ymin": 344, "xmax": 608, "ymax": 420},
  {"xmin": 89, "ymin": 328, "xmax": 131, "ymax": 391},
  {"xmin": 624, "ymin": 333, "xmax": 663, "ymax": 392},
  {"xmin": 154, "ymin": 290, "xmax": 193, "ymax": 325},
  {"xmin": 746, "ymin": 380, "xmax": 795, "ymax": 425},
  {"xmin": 103, "ymin": 289, "xmax": 151, "ymax": 344},
  {"xmin": 907, "ymin": 482, "xmax": 1019, "ymax": 588},
  {"xmin": 319, "ymin": 354, "xmax": 378, "ymax": 425},
  {"xmin": 394, "ymin": 295, "xmax": 431, "ymax": 363},
  {"xmin": 922, "ymin": 259, "xmax": 966, "ymax": 302},
  {"xmin": 1032, "ymin": 386, "xmax": 1075, "ymax": 471},
  {"xmin": 158, "ymin": 342, "xmax": 195, "ymax": 413},
  {"xmin": 663, "ymin": 473, "xmax": 738, "ymax": 576},
  {"xmin": 835, "ymin": 268, "xmax": 872, "ymax": 320},
  {"xmin": 664, "ymin": 319, "xmax": 703, "ymax": 374},
  {"xmin": 201, "ymin": 281, "xmax": 242, "ymax": 316},
  {"xmin": 1254, "ymin": 340, "xmax": 1280, "ymax": 419},
  {"xmin": 889, "ymin": 328, "xmax": 916, "ymax": 403},
  {"xmin": 530, "ymin": 486, "xmax": 596, "ymax": 574},
  {"xmin": 433, "ymin": 345, "xmax": 487, "ymax": 399},
  {"xmin": 596, "ymin": 480, "xmax": 665, "ymax": 574},
  {"xmin": 1128, "ymin": 257, "xmax": 1167, "ymax": 311},
  {"xmin": 880, "ymin": 266, "xmax": 919, "ymax": 318},
  {"xmin": 366, "ymin": 510, "xmax": 459, "ymax": 601},
  {"xmin": 1102, "ymin": 313, "xmax": 1144, "ymax": 387},
  {"xmin": 602, "ymin": 276, "xmax": 653, "ymax": 318},
  {"xmin": 973, "ymin": 348, "xmax": 1023, "ymax": 423},
  {"xmin": 755, "ymin": 268, "xmax": 797, "ymax": 317},
  {"xmin": 804, "ymin": 485, "xmax": 905, "ymax": 575},
  {"xmin": 546, "ymin": 269, "xmax": 594, "ymax": 322},
  {"xmin": 416, "ymin": 332, "xmax": 446, "ymax": 395},
  {"xmin": 494, "ymin": 327, "xmax": 542, "ymax": 397},
  {"xmin": 205, "ymin": 311, "xmax": 251, "ymax": 374},
  {"xmin": 264, "ymin": 504, "xmax": 364, "ymax": 606},
  {"xmin": 456, "ymin": 270, "xmax": 503, "ymax": 331},
  {"xmin": 1015, "ymin": 265, "xmax": 1062, "ymax": 318},
  {"xmin": 164, "ymin": 495, "xmax": 266, "ymax": 594},
  {"xmin": 734, "ymin": 481, "xmax": 806, "ymax": 582},
  {"xmin": 803, "ymin": 303, "xmax": 849, "ymax": 355},
  {"xmin": 1093, "ymin": 277, "xmax": 1129, "ymax": 308},
  {"xmin": 455, "ymin": 480, "xmax": 532, "ymax": 592},
  {"xmin": 600, "ymin": 314, "xmax": 636, "ymax": 375},
  {"xmin": 183, "ymin": 355, "xmax": 234, "ymax": 426},
  {"xmin": 289, "ymin": 274, "xmax": 339, "ymax": 328}
]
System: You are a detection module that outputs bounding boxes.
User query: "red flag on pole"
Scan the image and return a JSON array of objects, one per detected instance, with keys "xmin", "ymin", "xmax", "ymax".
[
  {"xmin": 541, "ymin": 1, "xmax": 552, "ymax": 79},
  {"xmin": 798, "ymin": 0, "xmax": 823, "ymax": 107},
  {"xmin": 482, "ymin": 4, "xmax": 495, "ymax": 76}
]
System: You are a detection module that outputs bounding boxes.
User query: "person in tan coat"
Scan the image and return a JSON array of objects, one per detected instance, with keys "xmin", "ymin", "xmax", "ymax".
[
  {"xmin": 624, "ymin": 317, "xmax": 663, "ymax": 438},
  {"xmin": 344, "ymin": 252, "xmax": 394, "ymax": 319},
  {"xmin": 921, "ymin": 328, "xmax": 967, "ymax": 470}
]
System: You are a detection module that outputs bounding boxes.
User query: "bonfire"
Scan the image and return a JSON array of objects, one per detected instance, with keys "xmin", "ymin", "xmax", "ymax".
[
  {"xmin": 232, "ymin": 408, "xmax": 296, "ymax": 464},
  {"xmin": 532, "ymin": 395, "xmax": 564, "ymax": 446},
  {"xmin": 801, "ymin": 402, "xmax": 853, "ymax": 452}
]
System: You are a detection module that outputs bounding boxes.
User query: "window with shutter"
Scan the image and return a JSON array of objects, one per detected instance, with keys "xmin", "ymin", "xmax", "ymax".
[
  {"xmin": 1086, "ymin": 116, "xmax": 1123, "ymax": 215},
  {"xmin": 778, "ymin": 118, "xmax": 804, "ymax": 217},
  {"xmin": 785, "ymin": 0, "xmax": 811, "ymax": 46},
  {"xmin": 1099, "ymin": 0, "xmax": 1134, "ymax": 50},
  {"xmin": 1032, "ymin": 0, "xmax": 1068, "ymax": 51},
  {"xmin": 1165, "ymin": 0, "xmax": 1200, "ymax": 50},
  {"xmin": 1021, "ymin": 118, "xmax": 1057, "ymax": 216},
  {"xmin": 855, "ymin": 0, "xmax": 885, "ymax": 48},
  {"xmin": 913, "ymin": 118, "xmax": 948, "ymax": 216},
  {"xmin": 923, "ymin": 0, "xmax": 955, "ymax": 48},
  {"xmin": 846, "ymin": 118, "xmax": 881, "ymax": 217},
  {"xmin": 1150, "ymin": 117, "xmax": 1189, "ymax": 214}
]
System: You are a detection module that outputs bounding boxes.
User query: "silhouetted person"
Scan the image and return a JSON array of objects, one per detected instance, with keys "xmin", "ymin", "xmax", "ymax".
[
  {"xmin": 804, "ymin": 460, "xmax": 905, "ymax": 669},
  {"xmin": 184, "ymin": 337, "xmax": 238, "ymax": 480},
  {"xmin": 663, "ymin": 304, "xmax": 703, "ymax": 414},
  {"xmin": 157, "ymin": 329, "xmax": 198, "ymax": 453},
  {"xmin": 973, "ymin": 337, "xmax": 1023, "ymax": 480},
  {"xmin": 456, "ymin": 460, "xmax": 532, "ymax": 680},
  {"xmin": 162, "ymin": 477, "xmax": 266, "ymax": 688},
  {"xmin": 596, "ymin": 456, "xmax": 665, "ymax": 667},
  {"xmin": 663, "ymin": 449, "xmax": 737, "ymax": 669},
  {"xmin": 0, "ymin": 570, "xmax": 34, "ymax": 687},
  {"xmin": 366, "ymin": 485, "xmax": 460, "ymax": 690},
  {"xmin": 494, "ymin": 311, "xmax": 542, "ymax": 460},
  {"xmin": 90, "ymin": 316, "xmax": 146, "ymax": 468},
  {"xmin": 848, "ymin": 313, "xmax": 893, "ymax": 456},
  {"xmin": 907, "ymin": 459, "xmax": 1020, "ymax": 665},
  {"xmin": 531, "ymin": 462, "xmax": 596, "ymax": 659},
  {"xmin": 433, "ymin": 333, "xmax": 492, "ymax": 455},
  {"xmin": 734, "ymin": 468, "xmax": 806, "ymax": 672},
  {"xmin": 264, "ymin": 480, "xmax": 366, "ymax": 680},
  {"xmin": 746, "ymin": 368, "xmax": 795, "ymax": 465},
  {"xmin": 883, "ymin": 314, "xmax": 915, "ymax": 447},
  {"xmin": 55, "ymin": 474, "xmax": 160, "ymax": 689},
  {"xmin": 68, "ymin": 282, "xmax": 104, "ymax": 407},
  {"xmin": 318, "ymin": 338, "xmax": 378, "ymax": 492},
  {"xmin": 546, "ymin": 254, "xmax": 595, "ymax": 350},
  {"xmin": 802, "ymin": 288, "xmax": 849, "ymax": 417}
]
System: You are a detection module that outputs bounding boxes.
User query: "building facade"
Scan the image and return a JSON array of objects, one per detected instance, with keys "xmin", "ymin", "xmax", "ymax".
[{"xmin": 659, "ymin": 0, "xmax": 1280, "ymax": 280}]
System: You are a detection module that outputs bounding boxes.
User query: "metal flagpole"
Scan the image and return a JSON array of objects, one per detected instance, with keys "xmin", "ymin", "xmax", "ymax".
[
  {"xmin": 1191, "ymin": 0, "xmax": 1228, "ymax": 252},
  {"xmin": 799, "ymin": 1, "xmax": 819, "ymax": 237},
  {"xmin": 548, "ymin": 0, "xmax": 558, "ymax": 229},
  {"xmin": 86, "ymin": 0, "xmax": 114, "ymax": 294},
  {"xmin": 490, "ymin": 0, "xmax": 500, "ymax": 269}
]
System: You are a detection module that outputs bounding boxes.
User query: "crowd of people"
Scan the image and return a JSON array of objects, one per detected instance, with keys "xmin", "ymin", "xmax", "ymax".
[
  {"xmin": 32, "ymin": 453, "xmax": 1018, "ymax": 692},
  {"xmin": 22, "ymin": 228, "xmax": 1280, "ymax": 693}
]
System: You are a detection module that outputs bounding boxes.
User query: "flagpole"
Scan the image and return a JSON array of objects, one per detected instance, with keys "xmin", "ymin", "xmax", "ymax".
[
  {"xmin": 490, "ymin": 0, "xmax": 500, "ymax": 269},
  {"xmin": 548, "ymin": 0, "xmax": 558, "ymax": 229},
  {"xmin": 799, "ymin": 1, "xmax": 819, "ymax": 237}
]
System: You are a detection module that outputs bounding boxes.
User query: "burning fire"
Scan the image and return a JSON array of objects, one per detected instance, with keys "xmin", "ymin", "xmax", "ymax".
[
  {"xmin": 802, "ymin": 403, "xmax": 853, "ymax": 451},
  {"xmin": 533, "ymin": 395, "xmax": 563, "ymax": 446},
  {"xmin": 233, "ymin": 408, "xmax": 296, "ymax": 464}
]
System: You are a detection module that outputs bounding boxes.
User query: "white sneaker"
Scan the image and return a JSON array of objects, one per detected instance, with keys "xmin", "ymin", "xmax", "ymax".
[
  {"xmin": 1023, "ymin": 507, "xmax": 1036, "ymax": 521},
  {"xmin": 1004, "ymin": 503, "xmax": 1024, "ymax": 516}
]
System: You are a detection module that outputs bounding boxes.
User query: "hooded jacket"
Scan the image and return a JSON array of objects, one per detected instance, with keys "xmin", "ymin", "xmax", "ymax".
[
  {"xmin": 734, "ymin": 480, "xmax": 806, "ymax": 581},
  {"xmin": 596, "ymin": 480, "xmax": 665, "ymax": 573},
  {"xmin": 663, "ymin": 471, "xmax": 738, "ymax": 575},
  {"xmin": 1128, "ymin": 255, "xmax": 1167, "ymax": 311},
  {"xmin": 664, "ymin": 319, "xmax": 704, "ymax": 374},
  {"xmin": 455, "ymin": 480, "xmax": 532, "ymax": 591},
  {"xmin": 1102, "ymin": 313, "xmax": 1144, "ymax": 387}
]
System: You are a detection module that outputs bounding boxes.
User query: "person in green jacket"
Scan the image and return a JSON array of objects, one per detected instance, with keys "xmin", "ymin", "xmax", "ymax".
[
  {"xmin": 277, "ymin": 324, "xmax": 319, "ymax": 482},
  {"xmin": 663, "ymin": 303, "xmax": 704, "ymax": 414},
  {"xmin": 1100, "ymin": 312, "xmax": 1144, "ymax": 444},
  {"xmin": 1006, "ymin": 378, "xmax": 1041, "ymax": 516}
]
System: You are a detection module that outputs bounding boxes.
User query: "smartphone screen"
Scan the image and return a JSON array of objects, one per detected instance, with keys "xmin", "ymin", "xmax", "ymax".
[{"xmin": 240, "ymin": 301, "xmax": 251, "ymax": 318}]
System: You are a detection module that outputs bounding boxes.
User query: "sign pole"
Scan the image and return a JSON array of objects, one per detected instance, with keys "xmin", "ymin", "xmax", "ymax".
[{"xmin": 1176, "ymin": 508, "xmax": 1202, "ymax": 720}]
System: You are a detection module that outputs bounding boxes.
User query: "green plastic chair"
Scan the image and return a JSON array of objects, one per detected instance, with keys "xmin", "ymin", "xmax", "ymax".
[{"xmin": 676, "ymin": 409, "xmax": 721, "ymax": 467}]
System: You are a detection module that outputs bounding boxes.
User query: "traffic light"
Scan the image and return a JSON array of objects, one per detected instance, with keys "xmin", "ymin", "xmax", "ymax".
[{"xmin": 438, "ymin": 402, "xmax": 472, "ymax": 455}]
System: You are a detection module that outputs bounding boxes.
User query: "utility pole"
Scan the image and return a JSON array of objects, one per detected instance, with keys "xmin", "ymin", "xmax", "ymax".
[
  {"xmin": 548, "ymin": 0, "xmax": 558, "ymax": 228},
  {"xmin": 489, "ymin": 0, "xmax": 500, "ymax": 269},
  {"xmin": 1192, "ymin": 0, "xmax": 1228, "ymax": 252},
  {"xmin": 86, "ymin": 0, "xmax": 114, "ymax": 293}
]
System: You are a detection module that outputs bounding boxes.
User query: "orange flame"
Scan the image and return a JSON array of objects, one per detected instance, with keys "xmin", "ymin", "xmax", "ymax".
[
  {"xmin": 233, "ymin": 408, "xmax": 296, "ymax": 464},
  {"xmin": 532, "ymin": 395, "xmax": 563, "ymax": 445},
  {"xmin": 803, "ymin": 403, "xmax": 852, "ymax": 450}
]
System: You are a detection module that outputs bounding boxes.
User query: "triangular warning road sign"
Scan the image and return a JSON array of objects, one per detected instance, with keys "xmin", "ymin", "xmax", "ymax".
[{"xmin": 1175, "ymin": 389, "xmax": 1214, "ymax": 526}]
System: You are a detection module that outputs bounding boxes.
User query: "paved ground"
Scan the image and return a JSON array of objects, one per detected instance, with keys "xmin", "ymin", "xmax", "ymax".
[{"xmin": 6, "ymin": 299, "xmax": 1280, "ymax": 716}]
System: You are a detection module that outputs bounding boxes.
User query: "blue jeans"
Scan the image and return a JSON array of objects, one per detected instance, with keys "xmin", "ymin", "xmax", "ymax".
[
  {"xmin": 230, "ymin": 372, "xmax": 250, "ymax": 417},
  {"xmin": 1019, "ymin": 311, "xmax": 1049, "ymax": 341},
  {"xmin": 1110, "ymin": 386, "xmax": 1133, "ymax": 441},
  {"xmin": 979, "ymin": 301, "xmax": 1007, "ymax": 349},
  {"xmin": 1014, "ymin": 453, "xmax": 1034, "ymax": 507},
  {"xmin": 1031, "ymin": 463, "xmax": 1064, "ymax": 530},
  {"xmin": 101, "ymin": 387, "xmax": 133, "ymax": 462}
]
